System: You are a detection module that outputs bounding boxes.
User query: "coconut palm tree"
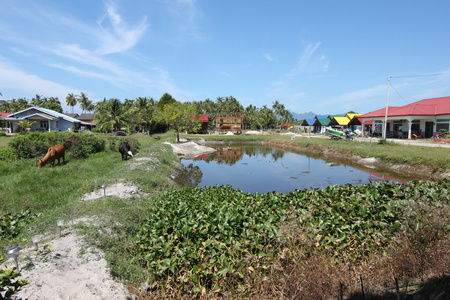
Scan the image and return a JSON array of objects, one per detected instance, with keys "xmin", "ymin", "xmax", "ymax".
[
  {"xmin": 66, "ymin": 93, "xmax": 78, "ymax": 113},
  {"xmin": 95, "ymin": 98, "xmax": 128, "ymax": 132},
  {"xmin": 79, "ymin": 92, "xmax": 89, "ymax": 114}
]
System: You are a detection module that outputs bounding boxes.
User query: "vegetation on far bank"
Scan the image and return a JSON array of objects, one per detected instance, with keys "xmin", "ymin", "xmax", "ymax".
[{"xmin": 0, "ymin": 131, "xmax": 449, "ymax": 299}]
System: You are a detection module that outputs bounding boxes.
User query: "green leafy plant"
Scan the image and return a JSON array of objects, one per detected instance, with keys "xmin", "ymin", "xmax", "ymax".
[
  {"xmin": 0, "ymin": 211, "xmax": 37, "ymax": 239},
  {"xmin": 0, "ymin": 267, "xmax": 28, "ymax": 299}
]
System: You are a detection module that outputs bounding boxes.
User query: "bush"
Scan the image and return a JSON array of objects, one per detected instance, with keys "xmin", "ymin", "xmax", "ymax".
[
  {"xmin": 0, "ymin": 148, "xmax": 17, "ymax": 161},
  {"xmin": 8, "ymin": 132, "xmax": 106, "ymax": 160},
  {"xmin": 0, "ymin": 130, "xmax": 6, "ymax": 137},
  {"xmin": 8, "ymin": 135, "xmax": 49, "ymax": 159},
  {"xmin": 106, "ymin": 137, "xmax": 140, "ymax": 153}
]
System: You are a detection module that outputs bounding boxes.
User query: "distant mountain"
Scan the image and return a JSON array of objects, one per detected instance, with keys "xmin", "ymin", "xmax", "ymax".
[{"xmin": 292, "ymin": 111, "xmax": 317, "ymax": 120}]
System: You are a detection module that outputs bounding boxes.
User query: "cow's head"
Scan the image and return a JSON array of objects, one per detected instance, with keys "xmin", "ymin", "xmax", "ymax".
[
  {"xmin": 37, "ymin": 159, "xmax": 43, "ymax": 168},
  {"xmin": 127, "ymin": 151, "xmax": 133, "ymax": 157}
]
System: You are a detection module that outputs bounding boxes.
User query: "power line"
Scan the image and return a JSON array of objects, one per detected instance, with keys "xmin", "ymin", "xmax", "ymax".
[
  {"xmin": 389, "ymin": 83, "xmax": 410, "ymax": 105},
  {"xmin": 391, "ymin": 72, "xmax": 450, "ymax": 79}
]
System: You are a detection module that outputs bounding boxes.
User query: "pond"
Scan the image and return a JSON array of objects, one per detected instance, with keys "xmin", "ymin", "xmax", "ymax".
[{"xmin": 174, "ymin": 143, "xmax": 406, "ymax": 193}]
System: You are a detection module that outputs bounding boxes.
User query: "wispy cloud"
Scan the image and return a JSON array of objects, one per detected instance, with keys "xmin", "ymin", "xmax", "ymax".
[
  {"xmin": 264, "ymin": 53, "xmax": 278, "ymax": 62},
  {"xmin": 287, "ymin": 41, "xmax": 329, "ymax": 77},
  {"xmin": 164, "ymin": 0, "xmax": 204, "ymax": 42},
  {"xmin": 95, "ymin": 2, "xmax": 148, "ymax": 55},
  {"xmin": 0, "ymin": 59, "xmax": 80, "ymax": 104},
  {"xmin": 322, "ymin": 85, "xmax": 387, "ymax": 113}
]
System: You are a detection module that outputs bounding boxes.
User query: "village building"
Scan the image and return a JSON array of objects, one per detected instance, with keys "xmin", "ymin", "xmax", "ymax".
[
  {"xmin": 359, "ymin": 96, "xmax": 450, "ymax": 139},
  {"xmin": 5, "ymin": 106, "xmax": 92, "ymax": 133},
  {"xmin": 215, "ymin": 113, "xmax": 243, "ymax": 134}
]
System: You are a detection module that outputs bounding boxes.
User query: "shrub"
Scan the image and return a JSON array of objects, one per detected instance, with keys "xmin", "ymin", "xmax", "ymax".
[
  {"xmin": 0, "ymin": 267, "xmax": 28, "ymax": 298},
  {"xmin": 0, "ymin": 130, "xmax": 6, "ymax": 137},
  {"xmin": 0, "ymin": 148, "xmax": 17, "ymax": 161},
  {"xmin": 8, "ymin": 135, "xmax": 49, "ymax": 159}
]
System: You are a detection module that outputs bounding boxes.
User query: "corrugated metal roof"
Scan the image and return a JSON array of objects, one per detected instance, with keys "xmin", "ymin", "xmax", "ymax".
[{"xmin": 360, "ymin": 96, "xmax": 450, "ymax": 118}]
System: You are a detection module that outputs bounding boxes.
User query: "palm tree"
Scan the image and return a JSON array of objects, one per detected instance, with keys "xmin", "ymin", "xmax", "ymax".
[
  {"xmin": 79, "ymin": 92, "xmax": 89, "ymax": 114},
  {"xmin": 95, "ymin": 98, "xmax": 128, "ymax": 132},
  {"xmin": 66, "ymin": 93, "xmax": 78, "ymax": 113},
  {"xmin": 17, "ymin": 120, "xmax": 37, "ymax": 133}
]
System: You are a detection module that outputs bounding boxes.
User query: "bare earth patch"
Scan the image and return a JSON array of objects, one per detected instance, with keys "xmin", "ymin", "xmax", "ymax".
[{"xmin": 9, "ymin": 217, "xmax": 135, "ymax": 300}]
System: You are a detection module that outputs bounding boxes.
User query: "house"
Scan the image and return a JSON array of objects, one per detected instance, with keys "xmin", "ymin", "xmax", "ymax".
[
  {"xmin": 215, "ymin": 113, "xmax": 243, "ymax": 134},
  {"xmin": 328, "ymin": 113, "xmax": 362, "ymax": 130},
  {"xmin": 5, "ymin": 106, "xmax": 91, "ymax": 133},
  {"xmin": 190, "ymin": 115, "xmax": 209, "ymax": 133},
  {"xmin": 300, "ymin": 118, "xmax": 316, "ymax": 133},
  {"xmin": 313, "ymin": 115, "xmax": 333, "ymax": 133},
  {"xmin": 0, "ymin": 112, "xmax": 10, "ymax": 132},
  {"xmin": 359, "ymin": 96, "xmax": 450, "ymax": 139}
]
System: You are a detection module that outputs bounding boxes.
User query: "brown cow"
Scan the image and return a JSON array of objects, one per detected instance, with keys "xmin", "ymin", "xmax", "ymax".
[{"xmin": 37, "ymin": 144, "xmax": 65, "ymax": 168}]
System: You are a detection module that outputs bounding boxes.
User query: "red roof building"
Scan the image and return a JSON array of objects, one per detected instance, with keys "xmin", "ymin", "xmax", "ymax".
[{"xmin": 359, "ymin": 96, "xmax": 450, "ymax": 139}]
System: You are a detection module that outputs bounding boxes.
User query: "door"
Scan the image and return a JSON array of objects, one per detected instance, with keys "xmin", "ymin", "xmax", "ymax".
[{"xmin": 425, "ymin": 122, "xmax": 434, "ymax": 138}]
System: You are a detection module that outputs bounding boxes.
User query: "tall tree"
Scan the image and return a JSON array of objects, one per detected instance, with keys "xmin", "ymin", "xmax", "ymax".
[
  {"xmin": 79, "ymin": 92, "xmax": 89, "ymax": 114},
  {"xmin": 158, "ymin": 101, "xmax": 201, "ymax": 142},
  {"xmin": 94, "ymin": 98, "xmax": 128, "ymax": 132},
  {"xmin": 66, "ymin": 93, "xmax": 78, "ymax": 113},
  {"xmin": 158, "ymin": 93, "xmax": 177, "ymax": 109},
  {"xmin": 41, "ymin": 97, "xmax": 62, "ymax": 112}
]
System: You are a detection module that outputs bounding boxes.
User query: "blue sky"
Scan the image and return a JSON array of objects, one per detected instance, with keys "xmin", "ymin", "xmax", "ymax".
[{"xmin": 1, "ymin": 0, "xmax": 450, "ymax": 115}]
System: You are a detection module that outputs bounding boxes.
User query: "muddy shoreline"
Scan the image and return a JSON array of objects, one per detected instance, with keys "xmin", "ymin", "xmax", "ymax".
[
  {"xmin": 196, "ymin": 139, "xmax": 449, "ymax": 181},
  {"xmin": 263, "ymin": 140, "xmax": 450, "ymax": 182}
]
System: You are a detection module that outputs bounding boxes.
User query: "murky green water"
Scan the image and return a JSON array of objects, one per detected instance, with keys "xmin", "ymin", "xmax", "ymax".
[{"xmin": 175, "ymin": 144, "xmax": 405, "ymax": 194}]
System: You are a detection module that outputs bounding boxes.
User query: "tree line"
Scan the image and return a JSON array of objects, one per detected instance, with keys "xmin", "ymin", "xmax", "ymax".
[{"xmin": 0, "ymin": 92, "xmax": 295, "ymax": 137}]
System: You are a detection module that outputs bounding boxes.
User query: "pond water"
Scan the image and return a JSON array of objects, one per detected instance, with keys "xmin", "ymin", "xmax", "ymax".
[{"xmin": 174, "ymin": 144, "xmax": 405, "ymax": 194}]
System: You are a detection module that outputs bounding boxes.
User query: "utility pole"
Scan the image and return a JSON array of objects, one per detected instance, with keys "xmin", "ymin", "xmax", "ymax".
[{"xmin": 382, "ymin": 75, "xmax": 391, "ymax": 139}]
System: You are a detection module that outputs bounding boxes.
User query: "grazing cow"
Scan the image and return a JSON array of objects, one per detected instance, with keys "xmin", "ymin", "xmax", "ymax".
[
  {"xmin": 119, "ymin": 141, "xmax": 133, "ymax": 160},
  {"xmin": 38, "ymin": 144, "xmax": 65, "ymax": 168}
]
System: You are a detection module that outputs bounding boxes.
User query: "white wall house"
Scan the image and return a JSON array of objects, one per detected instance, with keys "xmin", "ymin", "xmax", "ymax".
[
  {"xmin": 5, "ymin": 106, "xmax": 89, "ymax": 133},
  {"xmin": 360, "ymin": 96, "xmax": 450, "ymax": 139}
]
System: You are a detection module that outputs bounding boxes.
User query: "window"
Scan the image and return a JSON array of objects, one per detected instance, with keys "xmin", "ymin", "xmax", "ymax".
[
  {"xmin": 436, "ymin": 119, "xmax": 449, "ymax": 132},
  {"xmin": 411, "ymin": 120, "xmax": 420, "ymax": 131},
  {"xmin": 40, "ymin": 121, "xmax": 48, "ymax": 128},
  {"xmin": 56, "ymin": 121, "xmax": 59, "ymax": 128}
]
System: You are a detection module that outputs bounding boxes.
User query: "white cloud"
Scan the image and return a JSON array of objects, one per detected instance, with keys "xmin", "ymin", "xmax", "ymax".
[
  {"xmin": 95, "ymin": 2, "xmax": 148, "ymax": 55},
  {"xmin": 287, "ymin": 41, "xmax": 329, "ymax": 77},
  {"xmin": 0, "ymin": 59, "xmax": 81, "ymax": 112},
  {"xmin": 164, "ymin": 0, "xmax": 204, "ymax": 42},
  {"xmin": 264, "ymin": 53, "xmax": 278, "ymax": 62}
]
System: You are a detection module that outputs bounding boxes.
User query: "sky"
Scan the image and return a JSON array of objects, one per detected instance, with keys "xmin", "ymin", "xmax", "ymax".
[{"xmin": 1, "ymin": 0, "xmax": 450, "ymax": 115}]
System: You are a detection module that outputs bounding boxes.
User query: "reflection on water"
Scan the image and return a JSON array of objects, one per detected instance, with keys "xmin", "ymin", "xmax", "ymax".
[{"xmin": 174, "ymin": 144, "xmax": 405, "ymax": 194}]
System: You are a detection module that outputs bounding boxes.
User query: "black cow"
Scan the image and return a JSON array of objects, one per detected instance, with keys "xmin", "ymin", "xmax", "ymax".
[{"xmin": 119, "ymin": 141, "xmax": 133, "ymax": 160}]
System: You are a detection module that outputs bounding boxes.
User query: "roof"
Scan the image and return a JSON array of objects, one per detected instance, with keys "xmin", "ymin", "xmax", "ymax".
[
  {"xmin": 78, "ymin": 114, "xmax": 96, "ymax": 121},
  {"xmin": 345, "ymin": 113, "xmax": 362, "ymax": 120},
  {"xmin": 313, "ymin": 117, "xmax": 331, "ymax": 126},
  {"xmin": 7, "ymin": 106, "xmax": 81, "ymax": 123},
  {"xmin": 190, "ymin": 115, "xmax": 209, "ymax": 122},
  {"xmin": 65, "ymin": 113, "xmax": 79, "ymax": 118},
  {"xmin": 0, "ymin": 112, "xmax": 9, "ymax": 119},
  {"xmin": 329, "ymin": 117, "xmax": 351, "ymax": 126},
  {"xmin": 360, "ymin": 96, "xmax": 450, "ymax": 118},
  {"xmin": 348, "ymin": 116, "xmax": 373, "ymax": 126},
  {"xmin": 301, "ymin": 118, "xmax": 316, "ymax": 126}
]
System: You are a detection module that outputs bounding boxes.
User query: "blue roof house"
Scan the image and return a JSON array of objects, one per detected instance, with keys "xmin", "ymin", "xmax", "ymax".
[{"xmin": 5, "ymin": 106, "xmax": 88, "ymax": 133}]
